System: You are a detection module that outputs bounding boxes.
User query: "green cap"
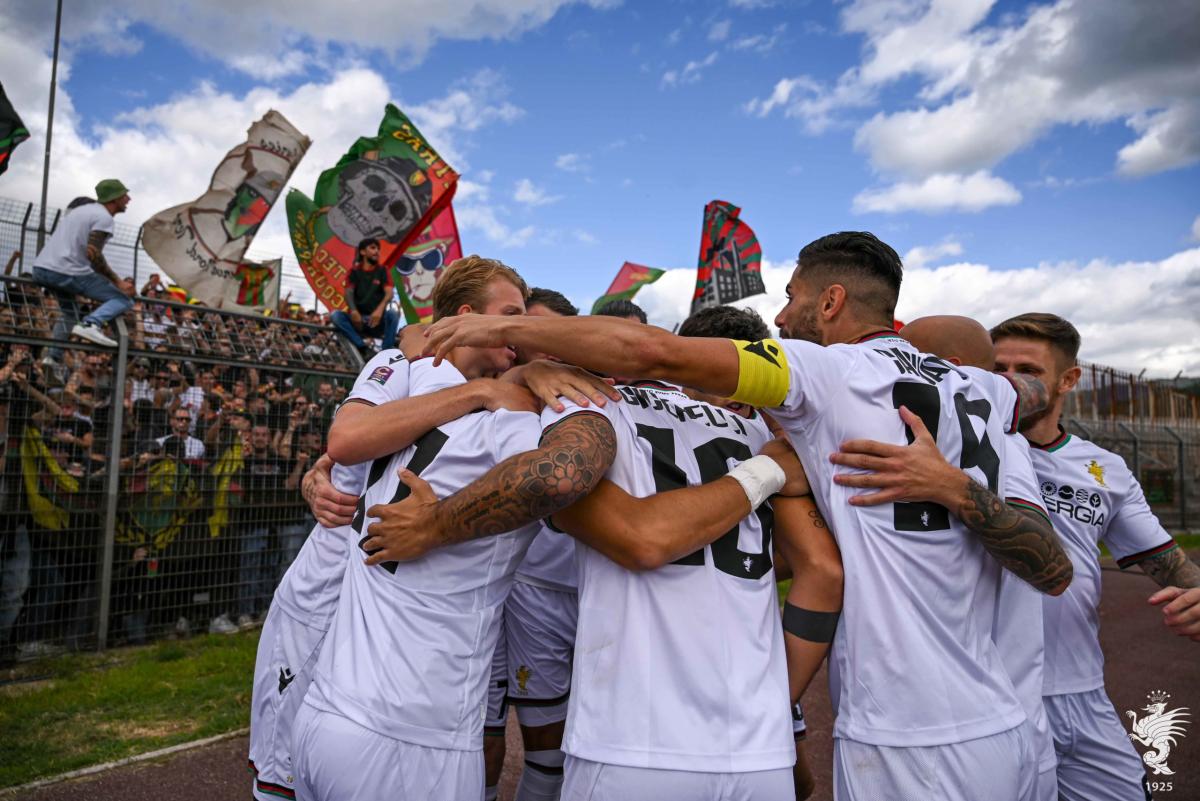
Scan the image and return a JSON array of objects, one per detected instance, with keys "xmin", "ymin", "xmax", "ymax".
[{"xmin": 95, "ymin": 179, "xmax": 129, "ymax": 204}]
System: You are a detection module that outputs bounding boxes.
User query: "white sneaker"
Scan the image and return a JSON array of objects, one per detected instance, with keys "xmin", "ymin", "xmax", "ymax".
[
  {"xmin": 70, "ymin": 322, "xmax": 117, "ymax": 347},
  {"xmin": 208, "ymin": 613, "xmax": 237, "ymax": 635}
]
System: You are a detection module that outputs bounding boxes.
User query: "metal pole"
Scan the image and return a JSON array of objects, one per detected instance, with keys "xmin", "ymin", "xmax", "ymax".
[
  {"xmin": 17, "ymin": 201, "xmax": 32, "ymax": 271},
  {"xmin": 133, "ymin": 225, "xmax": 143, "ymax": 289},
  {"xmin": 1164, "ymin": 426, "xmax": 1187, "ymax": 530},
  {"xmin": 1117, "ymin": 422, "xmax": 1140, "ymax": 479},
  {"xmin": 95, "ymin": 317, "xmax": 129, "ymax": 650},
  {"xmin": 36, "ymin": 0, "xmax": 64, "ymax": 253}
]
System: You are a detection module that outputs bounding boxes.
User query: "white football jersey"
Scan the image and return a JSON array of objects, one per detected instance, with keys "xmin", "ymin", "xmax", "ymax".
[
  {"xmin": 990, "ymin": 433, "xmax": 1057, "ymax": 773},
  {"xmin": 272, "ymin": 349, "xmax": 411, "ymax": 625},
  {"xmin": 516, "ymin": 526, "xmax": 577, "ymax": 592},
  {"xmin": 305, "ymin": 359, "xmax": 541, "ymax": 750},
  {"xmin": 1029, "ymin": 431, "xmax": 1175, "ymax": 695},
  {"xmin": 551, "ymin": 381, "xmax": 794, "ymax": 773},
  {"xmin": 757, "ymin": 332, "xmax": 1026, "ymax": 747}
]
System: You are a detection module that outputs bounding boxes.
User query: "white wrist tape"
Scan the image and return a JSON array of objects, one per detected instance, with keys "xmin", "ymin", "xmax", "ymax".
[{"xmin": 728, "ymin": 455, "xmax": 787, "ymax": 510}]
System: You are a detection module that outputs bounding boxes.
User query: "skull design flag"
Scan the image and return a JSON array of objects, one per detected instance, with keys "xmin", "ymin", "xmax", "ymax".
[
  {"xmin": 287, "ymin": 104, "xmax": 459, "ymax": 312},
  {"xmin": 0, "ymin": 82, "xmax": 30, "ymax": 177},
  {"xmin": 392, "ymin": 205, "xmax": 463, "ymax": 324},
  {"xmin": 141, "ymin": 110, "xmax": 309, "ymax": 312},
  {"xmin": 591, "ymin": 261, "xmax": 665, "ymax": 314},
  {"xmin": 690, "ymin": 200, "xmax": 765, "ymax": 314}
]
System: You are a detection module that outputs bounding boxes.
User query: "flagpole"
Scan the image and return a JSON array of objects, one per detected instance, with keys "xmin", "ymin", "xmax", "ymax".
[{"xmin": 37, "ymin": 0, "xmax": 63, "ymax": 252}]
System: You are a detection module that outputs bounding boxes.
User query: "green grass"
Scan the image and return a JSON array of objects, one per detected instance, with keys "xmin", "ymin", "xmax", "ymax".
[{"xmin": 0, "ymin": 630, "xmax": 259, "ymax": 788}]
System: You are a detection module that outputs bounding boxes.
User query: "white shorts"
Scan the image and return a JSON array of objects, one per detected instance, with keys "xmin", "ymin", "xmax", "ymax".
[
  {"xmin": 249, "ymin": 603, "xmax": 329, "ymax": 801},
  {"xmin": 561, "ymin": 755, "xmax": 793, "ymax": 801},
  {"xmin": 506, "ymin": 581, "xmax": 577, "ymax": 727},
  {"xmin": 484, "ymin": 622, "xmax": 509, "ymax": 733},
  {"xmin": 833, "ymin": 725, "xmax": 1035, "ymax": 801},
  {"xmin": 292, "ymin": 703, "xmax": 484, "ymax": 801},
  {"xmin": 1044, "ymin": 689, "xmax": 1151, "ymax": 801}
]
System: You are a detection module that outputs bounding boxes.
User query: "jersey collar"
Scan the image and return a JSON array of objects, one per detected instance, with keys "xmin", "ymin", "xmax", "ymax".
[
  {"xmin": 1030, "ymin": 426, "xmax": 1072, "ymax": 452},
  {"xmin": 852, "ymin": 329, "xmax": 904, "ymax": 345}
]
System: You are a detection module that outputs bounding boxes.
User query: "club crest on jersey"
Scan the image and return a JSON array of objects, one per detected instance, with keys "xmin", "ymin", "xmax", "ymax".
[
  {"xmin": 516, "ymin": 665, "xmax": 531, "ymax": 693},
  {"xmin": 1126, "ymin": 690, "xmax": 1190, "ymax": 776},
  {"xmin": 368, "ymin": 365, "xmax": 393, "ymax": 385},
  {"xmin": 1087, "ymin": 460, "xmax": 1108, "ymax": 487}
]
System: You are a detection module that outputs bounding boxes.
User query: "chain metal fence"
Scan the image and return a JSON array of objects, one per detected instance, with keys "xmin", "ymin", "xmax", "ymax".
[{"xmin": 1, "ymin": 273, "xmax": 363, "ymax": 663}]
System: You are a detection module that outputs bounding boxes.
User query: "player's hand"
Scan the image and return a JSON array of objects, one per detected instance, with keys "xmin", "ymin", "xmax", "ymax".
[
  {"xmin": 302, "ymin": 452, "xmax": 357, "ymax": 528},
  {"xmin": 477, "ymin": 379, "xmax": 542, "ymax": 414},
  {"xmin": 398, "ymin": 323, "xmax": 426, "ymax": 361},
  {"xmin": 1149, "ymin": 586, "xmax": 1200, "ymax": 641},
  {"xmin": 830, "ymin": 406, "xmax": 959, "ymax": 507},
  {"xmin": 506, "ymin": 360, "xmax": 619, "ymax": 413},
  {"xmin": 362, "ymin": 469, "xmax": 444, "ymax": 563},
  {"xmin": 368, "ymin": 311, "xmax": 382, "ymax": 329},
  {"xmin": 759, "ymin": 437, "xmax": 809, "ymax": 497},
  {"xmin": 423, "ymin": 314, "xmax": 509, "ymax": 364}
]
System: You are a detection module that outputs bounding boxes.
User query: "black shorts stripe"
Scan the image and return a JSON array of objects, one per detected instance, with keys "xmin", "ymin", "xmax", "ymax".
[
  {"xmin": 524, "ymin": 759, "xmax": 565, "ymax": 776},
  {"xmin": 508, "ymin": 690, "xmax": 570, "ymax": 708}
]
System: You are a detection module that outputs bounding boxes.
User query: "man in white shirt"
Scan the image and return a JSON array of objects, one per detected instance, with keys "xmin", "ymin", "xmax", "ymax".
[{"xmin": 32, "ymin": 179, "xmax": 135, "ymax": 359}]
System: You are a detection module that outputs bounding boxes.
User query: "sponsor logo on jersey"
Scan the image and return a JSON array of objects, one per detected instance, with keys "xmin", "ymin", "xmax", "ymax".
[
  {"xmin": 368, "ymin": 365, "xmax": 393, "ymax": 385},
  {"xmin": 516, "ymin": 665, "xmax": 531, "ymax": 694},
  {"xmin": 1126, "ymin": 690, "xmax": 1189, "ymax": 777},
  {"xmin": 278, "ymin": 666, "xmax": 296, "ymax": 694},
  {"xmin": 1042, "ymin": 481, "xmax": 1107, "ymax": 526},
  {"xmin": 1087, "ymin": 459, "xmax": 1108, "ymax": 487}
]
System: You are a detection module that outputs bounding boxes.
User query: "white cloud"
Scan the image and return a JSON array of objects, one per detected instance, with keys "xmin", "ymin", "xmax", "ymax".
[
  {"xmin": 729, "ymin": 23, "xmax": 786, "ymax": 53},
  {"xmin": 708, "ymin": 20, "xmax": 732, "ymax": 42},
  {"xmin": 852, "ymin": 171, "xmax": 1022, "ymax": 214},
  {"xmin": 513, "ymin": 178, "xmax": 562, "ymax": 206},
  {"xmin": 1191, "ymin": 215, "xmax": 1200, "ymax": 242},
  {"xmin": 3, "ymin": 0, "xmax": 616, "ymax": 77},
  {"xmin": 661, "ymin": 51, "xmax": 719, "ymax": 88},
  {"xmin": 903, "ymin": 239, "xmax": 964, "ymax": 269},
  {"xmin": 573, "ymin": 229, "xmax": 598, "ymax": 245},
  {"xmin": 635, "ymin": 248, "xmax": 1200, "ymax": 375},
  {"xmin": 455, "ymin": 206, "xmax": 536, "ymax": 248},
  {"xmin": 1117, "ymin": 102, "xmax": 1200, "ymax": 176},
  {"xmin": 555, "ymin": 152, "xmax": 589, "ymax": 172}
]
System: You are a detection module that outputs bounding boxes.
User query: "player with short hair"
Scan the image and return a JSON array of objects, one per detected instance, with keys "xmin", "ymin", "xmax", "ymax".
[
  {"xmin": 991, "ymin": 312, "xmax": 1200, "ymax": 801},
  {"xmin": 418, "ymin": 230, "xmax": 1074, "ymax": 799},
  {"xmin": 594, "ymin": 298, "xmax": 647, "ymax": 323}
]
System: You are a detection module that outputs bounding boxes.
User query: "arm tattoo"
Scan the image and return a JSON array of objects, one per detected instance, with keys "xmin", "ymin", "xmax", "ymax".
[
  {"xmin": 436, "ymin": 414, "xmax": 617, "ymax": 544},
  {"xmin": 86, "ymin": 230, "xmax": 118, "ymax": 280},
  {"xmin": 808, "ymin": 509, "xmax": 828, "ymax": 529},
  {"xmin": 1138, "ymin": 546, "xmax": 1200, "ymax": 589},
  {"xmin": 959, "ymin": 478, "xmax": 1073, "ymax": 594},
  {"xmin": 1007, "ymin": 374, "xmax": 1049, "ymax": 426}
]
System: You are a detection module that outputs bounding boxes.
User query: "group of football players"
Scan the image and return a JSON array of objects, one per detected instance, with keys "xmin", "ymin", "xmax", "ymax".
[{"xmin": 246, "ymin": 232, "xmax": 1200, "ymax": 801}]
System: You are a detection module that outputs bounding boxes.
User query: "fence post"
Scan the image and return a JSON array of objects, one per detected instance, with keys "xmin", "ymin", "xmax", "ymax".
[
  {"xmin": 133, "ymin": 225, "xmax": 143, "ymax": 289},
  {"xmin": 95, "ymin": 318, "xmax": 130, "ymax": 651},
  {"xmin": 1117, "ymin": 422, "xmax": 1140, "ymax": 480},
  {"xmin": 1068, "ymin": 417, "xmax": 1093, "ymax": 440},
  {"xmin": 1164, "ymin": 426, "xmax": 1188, "ymax": 531}
]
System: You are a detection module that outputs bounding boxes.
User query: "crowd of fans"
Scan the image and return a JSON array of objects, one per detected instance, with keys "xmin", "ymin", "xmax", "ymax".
[{"xmin": 0, "ymin": 274, "xmax": 358, "ymax": 664}]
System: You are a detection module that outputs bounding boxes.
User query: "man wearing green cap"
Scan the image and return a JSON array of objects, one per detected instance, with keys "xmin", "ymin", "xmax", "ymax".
[{"xmin": 32, "ymin": 178, "xmax": 135, "ymax": 358}]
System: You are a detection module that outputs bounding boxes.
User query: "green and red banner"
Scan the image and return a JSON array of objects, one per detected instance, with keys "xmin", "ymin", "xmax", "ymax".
[
  {"xmin": 392, "ymin": 205, "xmax": 462, "ymax": 324},
  {"xmin": 591, "ymin": 262, "xmax": 664, "ymax": 314},
  {"xmin": 0, "ymin": 82, "xmax": 30, "ymax": 177},
  {"xmin": 141, "ymin": 110, "xmax": 309, "ymax": 312},
  {"xmin": 690, "ymin": 200, "xmax": 764, "ymax": 314},
  {"xmin": 287, "ymin": 104, "xmax": 458, "ymax": 312}
]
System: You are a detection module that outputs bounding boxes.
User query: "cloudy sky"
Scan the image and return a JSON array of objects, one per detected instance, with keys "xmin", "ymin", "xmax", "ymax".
[{"xmin": 1, "ymin": 0, "xmax": 1198, "ymax": 374}]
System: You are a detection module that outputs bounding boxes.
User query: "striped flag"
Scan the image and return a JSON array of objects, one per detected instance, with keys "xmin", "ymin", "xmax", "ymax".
[
  {"xmin": 0, "ymin": 82, "xmax": 29, "ymax": 176},
  {"xmin": 591, "ymin": 262, "xmax": 665, "ymax": 314},
  {"xmin": 690, "ymin": 200, "xmax": 765, "ymax": 313}
]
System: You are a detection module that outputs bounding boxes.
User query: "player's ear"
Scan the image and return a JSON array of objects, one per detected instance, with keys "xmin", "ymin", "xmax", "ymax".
[
  {"xmin": 1059, "ymin": 365, "xmax": 1082, "ymax": 393},
  {"xmin": 947, "ymin": 356, "xmax": 962, "ymax": 366},
  {"xmin": 455, "ymin": 303, "xmax": 476, "ymax": 316},
  {"xmin": 821, "ymin": 284, "xmax": 847, "ymax": 320}
]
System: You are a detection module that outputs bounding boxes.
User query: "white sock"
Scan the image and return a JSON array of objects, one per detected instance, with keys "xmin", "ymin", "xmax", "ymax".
[{"xmin": 515, "ymin": 748, "xmax": 565, "ymax": 801}]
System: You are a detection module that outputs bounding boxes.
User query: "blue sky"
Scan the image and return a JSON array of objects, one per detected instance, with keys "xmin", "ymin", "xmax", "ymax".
[{"xmin": 2, "ymin": 0, "xmax": 1198, "ymax": 372}]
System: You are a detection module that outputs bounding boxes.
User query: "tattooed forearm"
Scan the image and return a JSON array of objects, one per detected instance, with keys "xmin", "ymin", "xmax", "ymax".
[
  {"xmin": 86, "ymin": 230, "xmax": 118, "ymax": 281},
  {"xmin": 1138, "ymin": 546, "xmax": 1200, "ymax": 589},
  {"xmin": 957, "ymin": 478, "xmax": 1073, "ymax": 595},
  {"xmin": 1007, "ymin": 373, "xmax": 1049, "ymax": 428},
  {"xmin": 435, "ymin": 414, "xmax": 617, "ymax": 544}
]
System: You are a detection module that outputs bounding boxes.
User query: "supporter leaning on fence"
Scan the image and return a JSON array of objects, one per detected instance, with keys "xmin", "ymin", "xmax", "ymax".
[{"xmin": 31, "ymin": 179, "xmax": 136, "ymax": 361}]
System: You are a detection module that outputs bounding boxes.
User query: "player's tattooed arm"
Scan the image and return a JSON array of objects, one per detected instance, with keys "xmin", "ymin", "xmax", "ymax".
[
  {"xmin": 362, "ymin": 414, "xmax": 617, "ymax": 561},
  {"xmin": 1005, "ymin": 373, "xmax": 1049, "ymax": 429},
  {"xmin": 86, "ymin": 230, "xmax": 121, "ymax": 284},
  {"xmin": 957, "ymin": 479, "xmax": 1073, "ymax": 596},
  {"xmin": 1136, "ymin": 545, "xmax": 1200, "ymax": 589}
]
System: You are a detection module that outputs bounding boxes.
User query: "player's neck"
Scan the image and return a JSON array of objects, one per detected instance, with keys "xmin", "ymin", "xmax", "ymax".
[
  {"xmin": 830, "ymin": 321, "xmax": 896, "ymax": 346},
  {"xmin": 1023, "ymin": 409, "xmax": 1065, "ymax": 448}
]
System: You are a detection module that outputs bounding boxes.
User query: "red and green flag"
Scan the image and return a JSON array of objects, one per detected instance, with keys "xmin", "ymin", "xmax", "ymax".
[
  {"xmin": 287, "ymin": 104, "xmax": 458, "ymax": 312},
  {"xmin": 392, "ymin": 204, "xmax": 463, "ymax": 324},
  {"xmin": 591, "ymin": 262, "xmax": 665, "ymax": 314},
  {"xmin": 0, "ymin": 82, "xmax": 30, "ymax": 177},
  {"xmin": 690, "ymin": 200, "xmax": 765, "ymax": 314}
]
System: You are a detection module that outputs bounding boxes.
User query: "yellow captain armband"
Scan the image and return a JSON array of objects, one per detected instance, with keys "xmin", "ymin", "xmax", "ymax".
[{"xmin": 729, "ymin": 339, "xmax": 790, "ymax": 408}]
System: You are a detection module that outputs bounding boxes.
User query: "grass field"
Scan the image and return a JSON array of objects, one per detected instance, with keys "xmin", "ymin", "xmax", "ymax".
[{"xmin": 0, "ymin": 630, "xmax": 259, "ymax": 788}]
